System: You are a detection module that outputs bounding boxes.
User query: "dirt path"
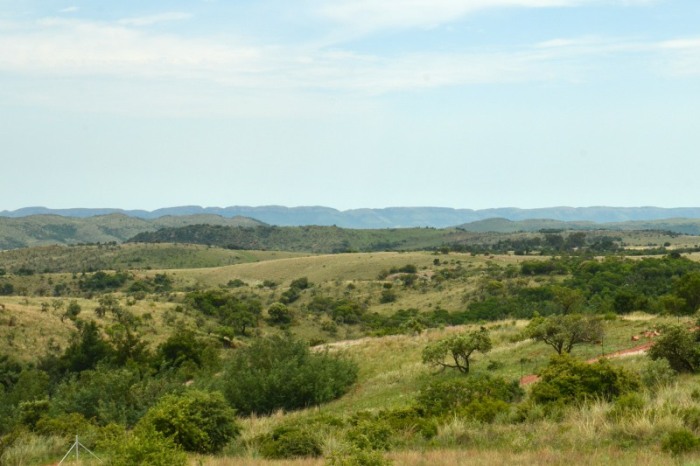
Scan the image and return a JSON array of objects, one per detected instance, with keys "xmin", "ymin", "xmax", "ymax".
[{"xmin": 519, "ymin": 341, "xmax": 655, "ymax": 386}]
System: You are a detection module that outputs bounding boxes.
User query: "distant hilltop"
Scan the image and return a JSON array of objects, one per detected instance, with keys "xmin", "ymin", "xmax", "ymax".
[{"xmin": 3, "ymin": 205, "xmax": 700, "ymax": 229}]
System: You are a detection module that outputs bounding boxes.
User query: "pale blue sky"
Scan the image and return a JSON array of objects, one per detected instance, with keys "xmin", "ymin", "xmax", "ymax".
[{"xmin": 1, "ymin": 0, "xmax": 699, "ymax": 211}]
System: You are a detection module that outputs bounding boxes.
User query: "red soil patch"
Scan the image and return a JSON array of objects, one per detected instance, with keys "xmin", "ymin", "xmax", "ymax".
[{"xmin": 519, "ymin": 341, "xmax": 656, "ymax": 386}]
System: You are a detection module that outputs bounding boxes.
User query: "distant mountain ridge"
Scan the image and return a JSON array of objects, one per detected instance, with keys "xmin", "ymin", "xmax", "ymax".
[{"xmin": 4, "ymin": 205, "xmax": 700, "ymax": 228}]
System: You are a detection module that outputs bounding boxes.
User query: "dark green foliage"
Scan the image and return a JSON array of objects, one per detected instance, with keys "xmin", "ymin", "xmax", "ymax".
[
  {"xmin": 521, "ymin": 260, "xmax": 568, "ymax": 276},
  {"xmin": 17, "ymin": 399, "xmax": 50, "ymax": 430},
  {"xmin": 308, "ymin": 296, "xmax": 366, "ymax": 324},
  {"xmin": 52, "ymin": 365, "xmax": 183, "ymax": 426},
  {"xmin": 290, "ymin": 277, "xmax": 312, "ymax": 290},
  {"xmin": 379, "ymin": 289, "xmax": 397, "ymax": 303},
  {"xmin": 267, "ymin": 302, "xmax": 294, "ymax": 325},
  {"xmin": 0, "ymin": 283, "xmax": 13, "ymax": 295},
  {"xmin": 280, "ymin": 276, "xmax": 311, "ymax": 304},
  {"xmin": 0, "ymin": 355, "xmax": 23, "ymax": 391},
  {"xmin": 259, "ymin": 425, "xmax": 322, "ymax": 459},
  {"xmin": 661, "ymin": 428, "xmax": 699, "ymax": 456},
  {"xmin": 647, "ymin": 325, "xmax": 700, "ymax": 373},
  {"xmin": 219, "ymin": 335, "xmax": 357, "ymax": 415},
  {"xmin": 530, "ymin": 354, "xmax": 640, "ymax": 405},
  {"xmin": 185, "ymin": 289, "xmax": 262, "ymax": 335},
  {"xmin": 79, "ymin": 271, "xmax": 130, "ymax": 292},
  {"xmin": 54, "ymin": 320, "xmax": 113, "ymax": 375},
  {"xmin": 674, "ymin": 272, "xmax": 700, "ymax": 314},
  {"xmin": 157, "ymin": 328, "xmax": 217, "ymax": 371},
  {"xmin": 416, "ymin": 374, "xmax": 523, "ymax": 418},
  {"xmin": 138, "ymin": 389, "xmax": 239, "ymax": 454}
]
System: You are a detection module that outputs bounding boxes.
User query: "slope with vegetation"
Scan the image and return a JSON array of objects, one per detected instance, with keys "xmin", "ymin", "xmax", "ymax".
[{"xmin": 3, "ymin": 234, "xmax": 700, "ymax": 464}]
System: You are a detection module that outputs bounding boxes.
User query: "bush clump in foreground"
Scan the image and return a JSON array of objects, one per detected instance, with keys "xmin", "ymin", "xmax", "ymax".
[
  {"xmin": 530, "ymin": 354, "xmax": 640, "ymax": 405},
  {"xmin": 219, "ymin": 334, "xmax": 358, "ymax": 415},
  {"xmin": 416, "ymin": 374, "xmax": 523, "ymax": 419},
  {"xmin": 259, "ymin": 424, "xmax": 322, "ymax": 459},
  {"xmin": 138, "ymin": 389, "xmax": 239, "ymax": 454}
]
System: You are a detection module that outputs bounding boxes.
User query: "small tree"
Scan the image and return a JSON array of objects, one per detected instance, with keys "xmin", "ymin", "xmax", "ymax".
[
  {"xmin": 422, "ymin": 328, "xmax": 492, "ymax": 374},
  {"xmin": 525, "ymin": 314, "xmax": 603, "ymax": 355},
  {"xmin": 648, "ymin": 325, "xmax": 700, "ymax": 373},
  {"xmin": 267, "ymin": 302, "xmax": 294, "ymax": 325}
]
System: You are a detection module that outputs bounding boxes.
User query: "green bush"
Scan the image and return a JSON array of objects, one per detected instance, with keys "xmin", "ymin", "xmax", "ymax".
[
  {"xmin": 640, "ymin": 358, "xmax": 676, "ymax": 392},
  {"xmin": 416, "ymin": 375, "xmax": 522, "ymax": 417},
  {"xmin": 99, "ymin": 424, "xmax": 187, "ymax": 466},
  {"xmin": 325, "ymin": 444, "xmax": 393, "ymax": 466},
  {"xmin": 259, "ymin": 425, "xmax": 322, "ymax": 459},
  {"xmin": 138, "ymin": 389, "xmax": 239, "ymax": 454},
  {"xmin": 661, "ymin": 428, "xmax": 699, "ymax": 456},
  {"xmin": 346, "ymin": 418, "xmax": 393, "ymax": 451},
  {"xmin": 219, "ymin": 335, "xmax": 357, "ymax": 415},
  {"xmin": 530, "ymin": 354, "xmax": 640, "ymax": 405},
  {"xmin": 607, "ymin": 393, "xmax": 645, "ymax": 420},
  {"xmin": 381, "ymin": 406, "xmax": 437, "ymax": 439}
]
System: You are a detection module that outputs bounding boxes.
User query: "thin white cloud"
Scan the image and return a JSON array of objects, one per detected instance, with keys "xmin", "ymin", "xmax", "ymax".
[
  {"xmin": 117, "ymin": 12, "xmax": 192, "ymax": 27},
  {"xmin": 317, "ymin": 0, "xmax": 656, "ymax": 33},
  {"xmin": 59, "ymin": 6, "xmax": 79, "ymax": 14},
  {"xmin": 0, "ymin": 18, "xmax": 261, "ymax": 80},
  {"xmin": 657, "ymin": 37, "xmax": 700, "ymax": 77}
]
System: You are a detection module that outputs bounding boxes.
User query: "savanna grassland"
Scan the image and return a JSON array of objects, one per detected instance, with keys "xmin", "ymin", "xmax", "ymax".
[{"xmin": 3, "ymin": 229, "xmax": 700, "ymax": 465}]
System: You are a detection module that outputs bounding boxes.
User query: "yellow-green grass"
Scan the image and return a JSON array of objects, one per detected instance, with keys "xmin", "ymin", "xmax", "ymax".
[
  {"xmin": 0, "ymin": 244, "xmax": 311, "ymax": 273},
  {"xmin": 0, "ymin": 295, "xmax": 212, "ymax": 362}
]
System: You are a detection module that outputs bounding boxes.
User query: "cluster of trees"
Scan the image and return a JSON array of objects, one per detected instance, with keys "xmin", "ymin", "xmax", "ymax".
[{"xmin": 0, "ymin": 313, "xmax": 358, "ymax": 463}]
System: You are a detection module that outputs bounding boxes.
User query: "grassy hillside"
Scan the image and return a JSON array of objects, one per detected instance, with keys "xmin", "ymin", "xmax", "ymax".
[
  {"xmin": 0, "ymin": 214, "xmax": 264, "ymax": 249},
  {"xmin": 4, "ymin": 248, "xmax": 700, "ymax": 464},
  {"xmin": 0, "ymin": 243, "xmax": 308, "ymax": 274}
]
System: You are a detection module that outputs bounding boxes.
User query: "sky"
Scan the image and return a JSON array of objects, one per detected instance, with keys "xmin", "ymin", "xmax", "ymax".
[{"xmin": 1, "ymin": 0, "xmax": 700, "ymax": 211}]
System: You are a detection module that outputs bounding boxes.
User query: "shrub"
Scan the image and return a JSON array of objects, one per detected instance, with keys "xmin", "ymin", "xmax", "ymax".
[
  {"xmin": 346, "ymin": 418, "xmax": 393, "ymax": 451},
  {"xmin": 530, "ymin": 354, "xmax": 640, "ymax": 405},
  {"xmin": 325, "ymin": 444, "xmax": 393, "ymax": 466},
  {"xmin": 219, "ymin": 335, "xmax": 358, "ymax": 415},
  {"xmin": 98, "ymin": 424, "xmax": 187, "ymax": 466},
  {"xmin": 607, "ymin": 393, "xmax": 645, "ymax": 420},
  {"xmin": 640, "ymin": 358, "xmax": 676, "ymax": 392},
  {"xmin": 416, "ymin": 375, "xmax": 522, "ymax": 418},
  {"xmin": 259, "ymin": 425, "xmax": 322, "ymax": 459},
  {"xmin": 267, "ymin": 302, "xmax": 294, "ymax": 325},
  {"xmin": 138, "ymin": 390, "xmax": 239, "ymax": 454},
  {"xmin": 381, "ymin": 407, "xmax": 437, "ymax": 439},
  {"xmin": 661, "ymin": 428, "xmax": 699, "ymax": 456}
]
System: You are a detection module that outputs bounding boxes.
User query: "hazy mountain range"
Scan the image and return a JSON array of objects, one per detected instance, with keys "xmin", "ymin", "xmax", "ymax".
[{"xmin": 4, "ymin": 205, "xmax": 700, "ymax": 228}]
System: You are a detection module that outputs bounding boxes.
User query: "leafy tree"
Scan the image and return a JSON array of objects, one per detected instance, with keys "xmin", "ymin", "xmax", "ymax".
[
  {"xmin": 648, "ymin": 325, "xmax": 700, "ymax": 373},
  {"xmin": 525, "ymin": 314, "xmax": 603, "ymax": 355},
  {"xmin": 157, "ymin": 328, "xmax": 218, "ymax": 372},
  {"xmin": 675, "ymin": 272, "xmax": 700, "ymax": 314},
  {"xmin": 219, "ymin": 335, "xmax": 357, "ymax": 415},
  {"xmin": 551, "ymin": 286, "xmax": 585, "ymax": 314},
  {"xmin": 267, "ymin": 302, "xmax": 294, "ymax": 325},
  {"xmin": 57, "ymin": 320, "xmax": 113, "ymax": 375},
  {"xmin": 138, "ymin": 390, "xmax": 239, "ymax": 454},
  {"xmin": 422, "ymin": 328, "xmax": 492, "ymax": 374}
]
